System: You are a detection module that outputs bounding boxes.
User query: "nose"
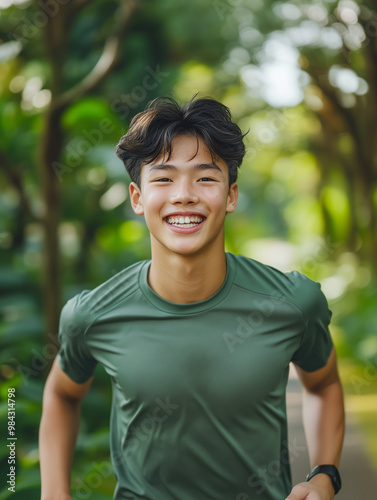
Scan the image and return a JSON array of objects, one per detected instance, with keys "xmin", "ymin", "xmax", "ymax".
[{"xmin": 169, "ymin": 179, "xmax": 200, "ymax": 205}]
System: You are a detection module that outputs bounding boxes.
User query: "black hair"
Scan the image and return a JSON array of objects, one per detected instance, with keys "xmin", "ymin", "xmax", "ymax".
[{"xmin": 116, "ymin": 94, "xmax": 247, "ymax": 189}]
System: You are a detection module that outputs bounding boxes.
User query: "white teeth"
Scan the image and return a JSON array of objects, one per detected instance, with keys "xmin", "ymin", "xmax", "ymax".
[{"xmin": 166, "ymin": 215, "xmax": 204, "ymax": 227}]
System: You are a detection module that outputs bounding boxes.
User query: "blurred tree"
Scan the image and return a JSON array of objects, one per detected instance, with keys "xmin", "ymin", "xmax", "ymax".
[
  {"xmin": 1, "ymin": 0, "xmax": 377, "ymax": 496},
  {"xmin": 295, "ymin": 1, "xmax": 377, "ymax": 263},
  {"xmin": 1, "ymin": 0, "xmax": 139, "ymax": 341},
  {"xmin": 0, "ymin": 0, "xmax": 241, "ymax": 494},
  {"xmin": 0, "ymin": 0, "xmax": 241, "ymax": 344},
  {"xmin": 1, "ymin": 0, "xmax": 377, "ymax": 367},
  {"xmin": 217, "ymin": 0, "xmax": 377, "ymax": 265}
]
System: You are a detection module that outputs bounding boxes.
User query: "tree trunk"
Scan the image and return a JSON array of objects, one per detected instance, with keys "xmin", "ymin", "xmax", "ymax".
[{"xmin": 38, "ymin": 105, "xmax": 64, "ymax": 345}]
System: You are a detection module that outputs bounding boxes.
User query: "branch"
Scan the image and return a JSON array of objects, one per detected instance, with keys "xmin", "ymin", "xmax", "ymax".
[
  {"xmin": 357, "ymin": 17, "xmax": 377, "ymax": 96},
  {"xmin": 306, "ymin": 66, "xmax": 375, "ymax": 184},
  {"xmin": 53, "ymin": 0, "xmax": 138, "ymax": 111},
  {"xmin": 305, "ymin": 66, "xmax": 360, "ymax": 140},
  {"xmin": 0, "ymin": 149, "xmax": 42, "ymax": 222}
]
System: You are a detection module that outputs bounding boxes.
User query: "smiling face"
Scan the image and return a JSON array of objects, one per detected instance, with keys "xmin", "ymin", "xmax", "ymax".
[{"xmin": 129, "ymin": 134, "xmax": 238, "ymax": 259}]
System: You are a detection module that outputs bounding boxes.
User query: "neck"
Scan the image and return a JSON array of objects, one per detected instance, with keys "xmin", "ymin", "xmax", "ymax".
[{"xmin": 148, "ymin": 247, "xmax": 227, "ymax": 304}]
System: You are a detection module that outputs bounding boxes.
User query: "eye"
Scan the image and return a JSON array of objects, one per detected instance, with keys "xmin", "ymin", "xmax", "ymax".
[
  {"xmin": 154, "ymin": 178, "xmax": 172, "ymax": 182},
  {"xmin": 198, "ymin": 177, "xmax": 216, "ymax": 182}
]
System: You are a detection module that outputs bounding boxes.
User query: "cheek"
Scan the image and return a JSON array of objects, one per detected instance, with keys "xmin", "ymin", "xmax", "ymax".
[
  {"xmin": 144, "ymin": 191, "xmax": 165, "ymax": 209},
  {"xmin": 205, "ymin": 187, "xmax": 230, "ymax": 208},
  {"xmin": 142, "ymin": 191, "xmax": 166, "ymax": 224}
]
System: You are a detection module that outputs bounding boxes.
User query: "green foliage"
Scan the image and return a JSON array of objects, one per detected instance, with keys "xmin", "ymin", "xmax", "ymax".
[
  {"xmin": 336, "ymin": 280, "xmax": 377, "ymax": 362},
  {"xmin": 1, "ymin": 0, "xmax": 377, "ymax": 495}
]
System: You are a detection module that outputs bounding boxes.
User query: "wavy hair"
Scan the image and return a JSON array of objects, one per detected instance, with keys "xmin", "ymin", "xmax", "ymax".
[{"xmin": 116, "ymin": 95, "xmax": 247, "ymax": 189}]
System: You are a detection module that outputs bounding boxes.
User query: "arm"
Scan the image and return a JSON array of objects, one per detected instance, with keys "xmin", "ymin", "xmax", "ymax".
[
  {"xmin": 39, "ymin": 356, "xmax": 94, "ymax": 500},
  {"xmin": 286, "ymin": 347, "xmax": 345, "ymax": 500}
]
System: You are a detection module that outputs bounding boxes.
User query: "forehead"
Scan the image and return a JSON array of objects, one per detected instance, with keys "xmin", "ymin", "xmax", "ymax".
[
  {"xmin": 161, "ymin": 135, "xmax": 212, "ymax": 162},
  {"xmin": 146, "ymin": 135, "xmax": 226, "ymax": 168}
]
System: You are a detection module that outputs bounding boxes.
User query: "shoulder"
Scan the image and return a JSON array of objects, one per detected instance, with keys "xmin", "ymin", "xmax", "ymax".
[
  {"xmin": 60, "ymin": 260, "xmax": 146, "ymax": 331},
  {"xmin": 229, "ymin": 253, "xmax": 330, "ymax": 321}
]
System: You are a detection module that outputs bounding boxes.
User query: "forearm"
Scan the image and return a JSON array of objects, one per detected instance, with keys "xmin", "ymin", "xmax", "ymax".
[
  {"xmin": 302, "ymin": 378, "xmax": 345, "ymax": 468},
  {"xmin": 286, "ymin": 351, "xmax": 344, "ymax": 499},
  {"xmin": 39, "ymin": 390, "xmax": 82, "ymax": 500}
]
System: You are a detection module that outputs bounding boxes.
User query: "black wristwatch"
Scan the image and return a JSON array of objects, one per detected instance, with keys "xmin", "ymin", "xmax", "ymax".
[{"xmin": 306, "ymin": 465, "xmax": 342, "ymax": 495}]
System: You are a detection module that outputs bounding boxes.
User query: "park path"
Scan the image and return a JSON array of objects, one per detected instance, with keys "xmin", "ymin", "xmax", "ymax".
[{"xmin": 287, "ymin": 369, "xmax": 377, "ymax": 499}]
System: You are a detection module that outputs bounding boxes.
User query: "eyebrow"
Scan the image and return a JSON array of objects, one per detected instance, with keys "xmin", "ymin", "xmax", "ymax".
[{"xmin": 147, "ymin": 163, "xmax": 224, "ymax": 175}]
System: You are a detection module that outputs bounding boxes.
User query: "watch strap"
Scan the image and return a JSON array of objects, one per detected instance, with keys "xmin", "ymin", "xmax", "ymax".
[{"xmin": 306, "ymin": 464, "xmax": 342, "ymax": 494}]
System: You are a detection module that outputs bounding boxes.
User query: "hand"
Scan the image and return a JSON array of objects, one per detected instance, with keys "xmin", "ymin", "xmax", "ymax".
[{"xmin": 285, "ymin": 474, "xmax": 335, "ymax": 500}]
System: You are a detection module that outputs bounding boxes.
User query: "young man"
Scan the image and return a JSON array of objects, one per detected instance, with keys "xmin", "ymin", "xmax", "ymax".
[{"xmin": 39, "ymin": 96, "xmax": 345, "ymax": 500}]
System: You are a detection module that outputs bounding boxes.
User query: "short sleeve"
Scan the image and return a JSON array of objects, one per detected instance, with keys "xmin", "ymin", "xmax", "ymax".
[
  {"xmin": 57, "ymin": 292, "xmax": 97, "ymax": 383},
  {"xmin": 291, "ymin": 278, "xmax": 333, "ymax": 372}
]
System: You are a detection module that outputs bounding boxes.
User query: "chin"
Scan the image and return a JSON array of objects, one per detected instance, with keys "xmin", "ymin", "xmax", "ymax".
[{"xmin": 165, "ymin": 243, "xmax": 206, "ymax": 257}]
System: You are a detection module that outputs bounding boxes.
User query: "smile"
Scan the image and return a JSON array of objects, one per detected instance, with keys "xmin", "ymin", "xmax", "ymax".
[{"xmin": 165, "ymin": 216, "xmax": 205, "ymax": 228}]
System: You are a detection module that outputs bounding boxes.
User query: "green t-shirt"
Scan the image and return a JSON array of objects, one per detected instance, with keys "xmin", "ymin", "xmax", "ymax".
[{"xmin": 58, "ymin": 252, "xmax": 333, "ymax": 500}]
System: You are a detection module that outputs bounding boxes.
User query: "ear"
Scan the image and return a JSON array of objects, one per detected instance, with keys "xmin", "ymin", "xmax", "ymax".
[
  {"xmin": 226, "ymin": 182, "xmax": 238, "ymax": 214},
  {"xmin": 129, "ymin": 182, "xmax": 144, "ymax": 215}
]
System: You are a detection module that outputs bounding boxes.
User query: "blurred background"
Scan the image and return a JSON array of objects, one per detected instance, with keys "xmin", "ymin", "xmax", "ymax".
[{"xmin": 0, "ymin": 0, "xmax": 376, "ymax": 498}]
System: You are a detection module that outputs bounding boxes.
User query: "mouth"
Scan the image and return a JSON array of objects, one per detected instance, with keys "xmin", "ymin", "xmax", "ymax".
[{"xmin": 164, "ymin": 215, "xmax": 206, "ymax": 229}]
